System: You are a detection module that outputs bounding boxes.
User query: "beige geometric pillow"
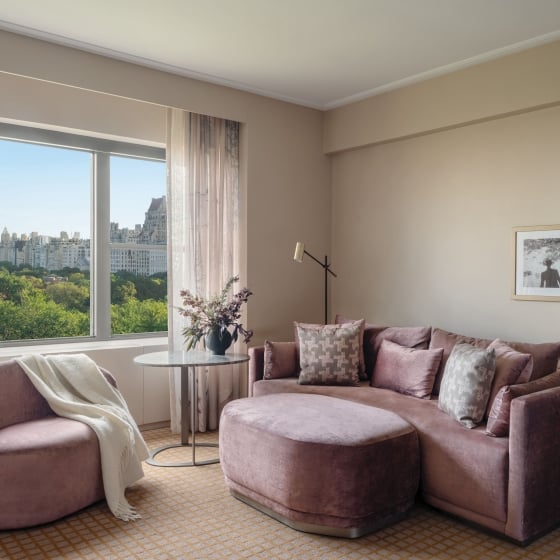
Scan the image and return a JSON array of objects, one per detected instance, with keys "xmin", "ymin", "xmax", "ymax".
[
  {"xmin": 438, "ymin": 342, "xmax": 496, "ymax": 429},
  {"xmin": 296, "ymin": 322, "xmax": 361, "ymax": 386}
]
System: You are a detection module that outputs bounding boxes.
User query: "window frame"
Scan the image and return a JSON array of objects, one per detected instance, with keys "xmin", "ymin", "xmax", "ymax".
[{"xmin": 0, "ymin": 122, "xmax": 167, "ymax": 347}]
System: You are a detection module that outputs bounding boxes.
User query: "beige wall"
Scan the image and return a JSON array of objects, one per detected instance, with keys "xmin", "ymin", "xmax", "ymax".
[
  {"xmin": 328, "ymin": 41, "xmax": 560, "ymax": 343},
  {"xmin": 0, "ymin": 30, "xmax": 330, "ymax": 343},
  {"xmin": 323, "ymin": 40, "xmax": 560, "ymax": 154},
  {"xmin": 4, "ymin": 28, "xmax": 560, "ymax": 351}
]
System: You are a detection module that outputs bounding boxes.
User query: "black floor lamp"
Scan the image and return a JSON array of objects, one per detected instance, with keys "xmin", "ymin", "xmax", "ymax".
[{"xmin": 293, "ymin": 242, "xmax": 337, "ymax": 324}]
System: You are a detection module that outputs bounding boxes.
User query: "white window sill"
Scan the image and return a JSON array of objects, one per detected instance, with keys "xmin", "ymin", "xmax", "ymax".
[{"xmin": 0, "ymin": 336, "xmax": 168, "ymax": 358}]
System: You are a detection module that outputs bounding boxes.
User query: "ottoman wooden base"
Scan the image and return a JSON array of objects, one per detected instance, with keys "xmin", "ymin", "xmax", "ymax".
[{"xmin": 219, "ymin": 393, "xmax": 419, "ymax": 538}]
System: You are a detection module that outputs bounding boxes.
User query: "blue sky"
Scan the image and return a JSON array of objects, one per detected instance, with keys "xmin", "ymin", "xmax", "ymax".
[{"xmin": 0, "ymin": 139, "xmax": 166, "ymax": 238}]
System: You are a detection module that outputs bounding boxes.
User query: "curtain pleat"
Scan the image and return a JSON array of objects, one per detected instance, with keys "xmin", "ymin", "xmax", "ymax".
[{"xmin": 166, "ymin": 109, "xmax": 241, "ymax": 433}]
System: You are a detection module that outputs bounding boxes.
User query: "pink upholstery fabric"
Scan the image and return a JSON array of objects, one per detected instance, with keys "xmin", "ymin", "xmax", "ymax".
[
  {"xmin": 220, "ymin": 394, "xmax": 419, "ymax": 534},
  {"xmin": 0, "ymin": 359, "xmax": 117, "ymax": 529},
  {"xmin": 250, "ymin": 335, "xmax": 560, "ymax": 543},
  {"xmin": 486, "ymin": 370, "xmax": 560, "ymax": 437},
  {"xmin": 252, "ymin": 378, "xmax": 509, "ymax": 525},
  {"xmin": 506, "ymin": 386, "xmax": 560, "ymax": 543},
  {"xmin": 429, "ymin": 328, "xmax": 492, "ymax": 395},
  {"xmin": 263, "ymin": 341, "xmax": 298, "ymax": 379},
  {"xmin": 371, "ymin": 339, "xmax": 443, "ymax": 399},
  {"xmin": 504, "ymin": 340, "xmax": 560, "ymax": 381},
  {"xmin": 0, "ymin": 359, "xmax": 54, "ymax": 429},
  {"xmin": 334, "ymin": 316, "xmax": 431, "ymax": 380},
  {"xmin": 485, "ymin": 340, "xmax": 533, "ymax": 418},
  {"xmin": 0, "ymin": 416, "xmax": 104, "ymax": 529}
]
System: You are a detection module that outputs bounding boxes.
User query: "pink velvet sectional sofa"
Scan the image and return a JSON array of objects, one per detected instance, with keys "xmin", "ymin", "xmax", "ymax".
[{"xmin": 248, "ymin": 320, "xmax": 560, "ymax": 545}]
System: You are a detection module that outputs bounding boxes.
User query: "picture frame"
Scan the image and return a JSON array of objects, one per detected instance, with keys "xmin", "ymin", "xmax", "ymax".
[{"xmin": 513, "ymin": 225, "xmax": 560, "ymax": 301}]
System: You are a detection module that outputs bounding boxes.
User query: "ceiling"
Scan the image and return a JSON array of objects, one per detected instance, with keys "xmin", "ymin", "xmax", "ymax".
[{"xmin": 1, "ymin": 0, "xmax": 560, "ymax": 110}]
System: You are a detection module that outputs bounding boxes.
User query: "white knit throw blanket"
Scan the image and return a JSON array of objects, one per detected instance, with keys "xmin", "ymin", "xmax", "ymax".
[{"xmin": 16, "ymin": 353, "xmax": 149, "ymax": 521}]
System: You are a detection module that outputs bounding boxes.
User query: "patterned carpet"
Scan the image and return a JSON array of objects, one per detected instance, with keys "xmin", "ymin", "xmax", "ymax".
[{"xmin": 1, "ymin": 427, "xmax": 560, "ymax": 560}]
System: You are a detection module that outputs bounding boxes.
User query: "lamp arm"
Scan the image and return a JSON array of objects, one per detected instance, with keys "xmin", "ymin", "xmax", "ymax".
[{"xmin": 304, "ymin": 250, "xmax": 337, "ymax": 277}]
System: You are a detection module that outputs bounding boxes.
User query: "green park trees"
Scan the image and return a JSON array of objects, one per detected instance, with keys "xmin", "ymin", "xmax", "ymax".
[{"xmin": 0, "ymin": 263, "xmax": 167, "ymax": 341}]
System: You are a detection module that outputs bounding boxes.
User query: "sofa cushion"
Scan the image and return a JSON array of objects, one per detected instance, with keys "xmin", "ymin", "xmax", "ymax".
[
  {"xmin": 486, "ymin": 370, "xmax": 560, "ymax": 437},
  {"xmin": 438, "ymin": 343, "xmax": 496, "ymax": 429},
  {"xmin": 429, "ymin": 328, "xmax": 493, "ymax": 395},
  {"xmin": 371, "ymin": 339, "xmax": 443, "ymax": 399},
  {"xmin": 0, "ymin": 359, "xmax": 54, "ymax": 429},
  {"xmin": 251, "ymin": 377, "xmax": 509, "ymax": 525},
  {"xmin": 485, "ymin": 339, "xmax": 533, "ymax": 418},
  {"xmin": 503, "ymin": 340, "xmax": 560, "ymax": 381},
  {"xmin": 335, "ymin": 317, "xmax": 431, "ymax": 380},
  {"xmin": 295, "ymin": 322, "xmax": 361, "ymax": 386},
  {"xmin": 334, "ymin": 314, "xmax": 376, "ymax": 381},
  {"xmin": 263, "ymin": 340, "xmax": 298, "ymax": 379}
]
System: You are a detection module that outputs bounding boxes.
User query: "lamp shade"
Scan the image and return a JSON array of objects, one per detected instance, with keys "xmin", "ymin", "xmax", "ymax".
[{"xmin": 293, "ymin": 242, "xmax": 305, "ymax": 263}]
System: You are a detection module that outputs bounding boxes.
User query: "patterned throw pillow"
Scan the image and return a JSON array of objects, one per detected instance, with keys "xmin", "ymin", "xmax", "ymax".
[
  {"xmin": 438, "ymin": 342, "xmax": 496, "ymax": 429},
  {"xmin": 333, "ymin": 315, "xmax": 369, "ymax": 380},
  {"xmin": 296, "ymin": 322, "xmax": 361, "ymax": 386}
]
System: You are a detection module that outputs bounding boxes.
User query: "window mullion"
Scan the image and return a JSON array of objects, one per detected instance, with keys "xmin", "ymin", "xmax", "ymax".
[{"xmin": 93, "ymin": 152, "xmax": 111, "ymax": 339}]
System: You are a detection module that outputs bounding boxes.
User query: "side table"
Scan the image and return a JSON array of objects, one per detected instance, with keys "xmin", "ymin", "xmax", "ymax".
[{"xmin": 133, "ymin": 350, "xmax": 250, "ymax": 467}]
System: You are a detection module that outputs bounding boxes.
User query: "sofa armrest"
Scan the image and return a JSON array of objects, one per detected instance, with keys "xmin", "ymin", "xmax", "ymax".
[
  {"xmin": 506, "ymin": 386, "xmax": 560, "ymax": 544},
  {"xmin": 248, "ymin": 346, "xmax": 265, "ymax": 397}
]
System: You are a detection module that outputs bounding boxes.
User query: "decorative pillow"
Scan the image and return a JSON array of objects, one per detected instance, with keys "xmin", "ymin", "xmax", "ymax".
[
  {"xmin": 485, "ymin": 339, "xmax": 533, "ymax": 417},
  {"xmin": 429, "ymin": 328, "xmax": 492, "ymax": 395},
  {"xmin": 372, "ymin": 326, "xmax": 432, "ymax": 355},
  {"xmin": 296, "ymin": 322, "xmax": 361, "ymax": 386},
  {"xmin": 335, "ymin": 314, "xmax": 380, "ymax": 380},
  {"xmin": 503, "ymin": 340, "xmax": 560, "ymax": 382},
  {"xmin": 438, "ymin": 342, "xmax": 496, "ymax": 429},
  {"xmin": 263, "ymin": 341, "xmax": 298, "ymax": 379},
  {"xmin": 371, "ymin": 339, "xmax": 443, "ymax": 399},
  {"xmin": 486, "ymin": 370, "xmax": 560, "ymax": 437}
]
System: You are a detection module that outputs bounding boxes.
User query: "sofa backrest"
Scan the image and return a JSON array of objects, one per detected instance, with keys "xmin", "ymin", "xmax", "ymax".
[{"xmin": 0, "ymin": 359, "xmax": 54, "ymax": 429}]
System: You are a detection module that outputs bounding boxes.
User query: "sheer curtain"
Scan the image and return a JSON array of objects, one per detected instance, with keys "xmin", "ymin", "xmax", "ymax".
[{"xmin": 166, "ymin": 108, "xmax": 241, "ymax": 433}]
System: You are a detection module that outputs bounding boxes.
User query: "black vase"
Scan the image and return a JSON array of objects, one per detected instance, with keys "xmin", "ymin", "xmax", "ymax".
[{"xmin": 204, "ymin": 328, "xmax": 233, "ymax": 355}]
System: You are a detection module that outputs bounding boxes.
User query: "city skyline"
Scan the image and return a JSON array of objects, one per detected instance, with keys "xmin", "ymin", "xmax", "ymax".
[{"xmin": 0, "ymin": 138, "xmax": 166, "ymax": 239}]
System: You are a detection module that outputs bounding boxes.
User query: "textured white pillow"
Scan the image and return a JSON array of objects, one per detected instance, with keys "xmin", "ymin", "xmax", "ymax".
[{"xmin": 438, "ymin": 342, "xmax": 496, "ymax": 428}]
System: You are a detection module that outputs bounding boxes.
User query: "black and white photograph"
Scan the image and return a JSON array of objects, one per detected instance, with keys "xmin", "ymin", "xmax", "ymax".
[{"xmin": 513, "ymin": 225, "xmax": 560, "ymax": 301}]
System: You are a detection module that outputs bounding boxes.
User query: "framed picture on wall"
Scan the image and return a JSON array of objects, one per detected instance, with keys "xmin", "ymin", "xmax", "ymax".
[{"xmin": 513, "ymin": 225, "xmax": 560, "ymax": 301}]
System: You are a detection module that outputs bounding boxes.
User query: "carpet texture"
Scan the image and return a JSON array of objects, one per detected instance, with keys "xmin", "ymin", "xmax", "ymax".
[{"xmin": 1, "ymin": 427, "xmax": 560, "ymax": 559}]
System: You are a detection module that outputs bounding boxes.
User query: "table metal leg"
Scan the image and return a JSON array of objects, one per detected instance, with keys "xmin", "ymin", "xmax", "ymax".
[{"xmin": 145, "ymin": 364, "xmax": 219, "ymax": 467}]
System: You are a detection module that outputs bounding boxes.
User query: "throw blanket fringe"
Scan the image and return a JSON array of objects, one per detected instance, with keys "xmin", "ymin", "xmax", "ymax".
[{"xmin": 16, "ymin": 353, "xmax": 149, "ymax": 521}]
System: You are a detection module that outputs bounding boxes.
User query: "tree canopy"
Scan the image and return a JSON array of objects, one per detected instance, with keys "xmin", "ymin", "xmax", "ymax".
[{"xmin": 0, "ymin": 267, "xmax": 167, "ymax": 341}]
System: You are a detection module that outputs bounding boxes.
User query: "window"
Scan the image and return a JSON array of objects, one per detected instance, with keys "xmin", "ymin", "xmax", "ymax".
[{"xmin": 0, "ymin": 123, "xmax": 167, "ymax": 345}]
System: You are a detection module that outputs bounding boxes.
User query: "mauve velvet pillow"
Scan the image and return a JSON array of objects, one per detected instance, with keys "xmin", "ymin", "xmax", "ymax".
[
  {"xmin": 503, "ymin": 340, "xmax": 560, "ymax": 382},
  {"xmin": 429, "ymin": 328, "xmax": 493, "ymax": 395},
  {"xmin": 484, "ymin": 339, "xmax": 533, "ymax": 418},
  {"xmin": 263, "ymin": 340, "xmax": 298, "ymax": 379},
  {"xmin": 438, "ymin": 342, "xmax": 496, "ymax": 429},
  {"xmin": 371, "ymin": 339, "xmax": 443, "ymax": 399},
  {"xmin": 486, "ymin": 370, "xmax": 560, "ymax": 437},
  {"xmin": 296, "ymin": 322, "xmax": 361, "ymax": 386}
]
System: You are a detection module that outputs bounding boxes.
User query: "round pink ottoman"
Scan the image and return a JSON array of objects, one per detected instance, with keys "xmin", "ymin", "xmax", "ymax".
[{"xmin": 219, "ymin": 393, "xmax": 419, "ymax": 538}]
